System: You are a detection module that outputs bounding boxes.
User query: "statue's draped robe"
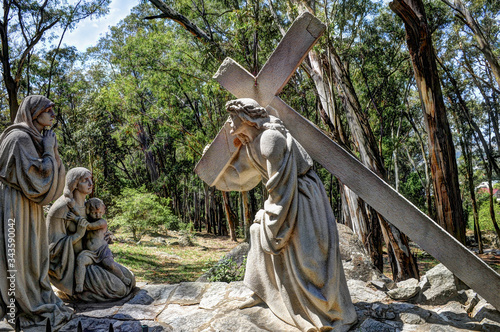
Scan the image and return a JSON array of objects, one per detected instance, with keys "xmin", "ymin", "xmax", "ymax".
[
  {"xmin": 0, "ymin": 125, "xmax": 72, "ymax": 330},
  {"xmin": 214, "ymin": 119, "xmax": 357, "ymax": 331},
  {"xmin": 47, "ymin": 199, "xmax": 135, "ymax": 302}
]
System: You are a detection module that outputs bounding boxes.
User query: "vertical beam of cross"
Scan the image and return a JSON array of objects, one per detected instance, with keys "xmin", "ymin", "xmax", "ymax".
[
  {"xmin": 194, "ymin": 12, "xmax": 500, "ymax": 310},
  {"xmin": 195, "ymin": 12, "xmax": 325, "ymax": 186}
]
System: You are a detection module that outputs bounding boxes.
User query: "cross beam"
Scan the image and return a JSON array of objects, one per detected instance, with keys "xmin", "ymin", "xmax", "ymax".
[{"xmin": 195, "ymin": 12, "xmax": 500, "ymax": 310}]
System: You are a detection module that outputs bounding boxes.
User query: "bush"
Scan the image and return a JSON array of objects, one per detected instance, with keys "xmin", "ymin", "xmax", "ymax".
[
  {"xmin": 207, "ymin": 257, "xmax": 246, "ymax": 283},
  {"xmin": 111, "ymin": 187, "xmax": 182, "ymax": 241}
]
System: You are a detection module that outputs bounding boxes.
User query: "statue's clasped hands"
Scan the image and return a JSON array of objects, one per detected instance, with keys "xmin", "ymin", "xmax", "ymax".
[
  {"xmin": 66, "ymin": 211, "xmax": 90, "ymax": 235},
  {"xmin": 42, "ymin": 129, "xmax": 57, "ymax": 150}
]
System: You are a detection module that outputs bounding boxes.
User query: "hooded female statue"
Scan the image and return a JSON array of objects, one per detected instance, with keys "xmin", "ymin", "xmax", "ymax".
[
  {"xmin": 47, "ymin": 167, "xmax": 135, "ymax": 302},
  {"xmin": 212, "ymin": 98, "xmax": 357, "ymax": 331},
  {"xmin": 0, "ymin": 95, "xmax": 72, "ymax": 330}
]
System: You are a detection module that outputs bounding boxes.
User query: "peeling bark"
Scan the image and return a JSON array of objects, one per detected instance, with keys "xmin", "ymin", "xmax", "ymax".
[{"xmin": 391, "ymin": 0, "xmax": 466, "ymax": 244}]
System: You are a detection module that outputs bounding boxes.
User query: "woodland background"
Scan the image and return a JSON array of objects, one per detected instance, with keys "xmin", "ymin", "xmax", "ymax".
[{"xmin": 0, "ymin": 0, "xmax": 499, "ymax": 281}]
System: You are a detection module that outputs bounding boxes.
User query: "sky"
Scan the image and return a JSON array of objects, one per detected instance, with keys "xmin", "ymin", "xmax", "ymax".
[{"xmin": 60, "ymin": 0, "xmax": 138, "ymax": 51}]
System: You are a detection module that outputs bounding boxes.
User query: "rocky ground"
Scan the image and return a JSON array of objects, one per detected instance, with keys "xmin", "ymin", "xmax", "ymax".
[
  {"xmin": 2, "ymin": 269, "xmax": 499, "ymax": 332},
  {"xmin": 1, "ymin": 224, "xmax": 499, "ymax": 331}
]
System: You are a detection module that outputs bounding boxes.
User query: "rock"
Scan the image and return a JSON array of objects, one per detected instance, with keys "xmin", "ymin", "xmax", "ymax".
[
  {"xmin": 421, "ymin": 264, "xmax": 460, "ymax": 305},
  {"xmin": 169, "ymin": 282, "xmax": 208, "ymax": 305},
  {"xmin": 400, "ymin": 312, "xmax": 426, "ymax": 324},
  {"xmin": 227, "ymin": 281, "xmax": 254, "ymax": 300},
  {"xmin": 370, "ymin": 280, "xmax": 388, "ymax": 291},
  {"xmin": 233, "ymin": 304, "xmax": 301, "ymax": 331},
  {"xmin": 461, "ymin": 289, "xmax": 479, "ymax": 314},
  {"xmin": 152, "ymin": 237, "xmax": 167, "ymax": 244},
  {"xmin": 480, "ymin": 318, "xmax": 500, "ymax": 332},
  {"xmin": 178, "ymin": 234, "xmax": 194, "ymax": 247},
  {"xmin": 387, "ymin": 278, "xmax": 420, "ymax": 301},
  {"xmin": 347, "ymin": 279, "xmax": 389, "ymax": 303},
  {"xmin": 156, "ymin": 304, "xmax": 216, "ymax": 331},
  {"xmin": 113, "ymin": 302, "xmax": 166, "ymax": 321},
  {"xmin": 199, "ymin": 282, "xmax": 228, "ymax": 309},
  {"xmin": 428, "ymin": 301, "xmax": 475, "ymax": 330},
  {"xmin": 127, "ymin": 284, "xmax": 177, "ymax": 305},
  {"xmin": 471, "ymin": 299, "xmax": 500, "ymax": 322},
  {"xmin": 359, "ymin": 318, "xmax": 397, "ymax": 331},
  {"xmin": 337, "ymin": 223, "xmax": 384, "ymax": 282}
]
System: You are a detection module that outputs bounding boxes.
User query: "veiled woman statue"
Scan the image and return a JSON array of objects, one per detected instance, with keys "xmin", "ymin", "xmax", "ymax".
[
  {"xmin": 211, "ymin": 98, "xmax": 357, "ymax": 331},
  {"xmin": 0, "ymin": 95, "xmax": 73, "ymax": 330},
  {"xmin": 47, "ymin": 167, "xmax": 135, "ymax": 302}
]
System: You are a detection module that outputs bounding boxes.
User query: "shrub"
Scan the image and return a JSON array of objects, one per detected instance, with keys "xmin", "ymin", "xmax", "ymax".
[
  {"xmin": 207, "ymin": 257, "xmax": 246, "ymax": 282},
  {"xmin": 111, "ymin": 187, "xmax": 181, "ymax": 241}
]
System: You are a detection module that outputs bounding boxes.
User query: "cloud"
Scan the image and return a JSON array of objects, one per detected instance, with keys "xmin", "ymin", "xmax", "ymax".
[{"xmin": 61, "ymin": 0, "xmax": 137, "ymax": 51}]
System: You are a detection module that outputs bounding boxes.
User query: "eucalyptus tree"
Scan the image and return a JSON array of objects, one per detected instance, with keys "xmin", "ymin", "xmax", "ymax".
[
  {"xmin": 390, "ymin": 0, "xmax": 466, "ymax": 244},
  {"xmin": 0, "ymin": 0, "xmax": 110, "ymax": 121}
]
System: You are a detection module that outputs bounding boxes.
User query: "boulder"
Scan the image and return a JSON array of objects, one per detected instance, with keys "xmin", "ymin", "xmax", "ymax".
[
  {"xmin": 421, "ymin": 264, "xmax": 462, "ymax": 305},
  {"xmin": 337, "ymin": 223, "xmax": 384, "ymax": 282},
  {"xmin": 387, "ymin": 278, "xmax": 420, "ymax": 301}
]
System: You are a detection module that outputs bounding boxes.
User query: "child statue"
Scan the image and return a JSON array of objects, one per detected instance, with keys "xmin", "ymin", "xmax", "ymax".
[{"xmin": 68, "ymin": 198, "xmax": 131, "ymax": 292}]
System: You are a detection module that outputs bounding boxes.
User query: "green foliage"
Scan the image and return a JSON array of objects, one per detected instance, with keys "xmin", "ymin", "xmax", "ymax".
[
  {"xmin": 399, "ymin": 172, "xmax": 427, "ymax": 211},
  {"xmin": 207, "ymin": 257, "xmax": 246, "ymax": 283},
  {"xmin": 467, "ymin": 193, "xmax": 499, "ymax": 231},
  {"xmin": 111, "ymin": 187, "xmax": 181, "ymax": 241}
]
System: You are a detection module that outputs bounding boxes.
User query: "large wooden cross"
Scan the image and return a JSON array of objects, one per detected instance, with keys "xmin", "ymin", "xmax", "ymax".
[{"xmin": 195, "ymin": 12, "xmax": 500, "ymax": 310}]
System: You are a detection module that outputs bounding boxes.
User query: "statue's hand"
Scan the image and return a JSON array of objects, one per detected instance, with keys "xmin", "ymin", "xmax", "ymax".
[
  {"xmin": 254, "ymin": 209, "xmax": 265, "ymax": 224},
  {"xmin": 66, "ymin": 211, "xmax": 78, "ymax": 221},
  {"xmin": 42, "ymin": 129, "xmax": 56, "ymax": 150},
  {"xmin": 76, "ymin": 218, "xmax": 89, "ymax": 236}
]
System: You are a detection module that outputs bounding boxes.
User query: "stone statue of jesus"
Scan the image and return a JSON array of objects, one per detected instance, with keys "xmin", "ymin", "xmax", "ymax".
[{"xmin": 209, "ymin": 98, "xmax": 357, "ymax": 331}]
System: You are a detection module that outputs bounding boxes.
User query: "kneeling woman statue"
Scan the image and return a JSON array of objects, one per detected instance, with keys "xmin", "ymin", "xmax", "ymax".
[{"xmin": 47, "ymin": 167, "xmax": 135, "ymax": 302}]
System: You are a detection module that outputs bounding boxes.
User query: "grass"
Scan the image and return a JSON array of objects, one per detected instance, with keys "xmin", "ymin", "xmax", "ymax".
[
  {"xmin": 110, "ymin": 227, "xmax": 499, "ymax": 285},
  {"xmin": 110, "ymin": 231, "xmax": 240, "ymax": 284}
]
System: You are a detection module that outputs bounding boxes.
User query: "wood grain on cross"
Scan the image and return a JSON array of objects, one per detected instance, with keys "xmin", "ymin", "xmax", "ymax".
[{"xmin": 195, "ymin": 12, "xmax": 500, "ymax": 310}]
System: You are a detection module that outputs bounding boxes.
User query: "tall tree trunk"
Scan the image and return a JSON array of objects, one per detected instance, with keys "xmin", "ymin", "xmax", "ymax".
[
  {"xmin": 222, "ymin": 191, "xmax": 238, "ymax": 241},
  {"xmin": 391, "ymin": 0, "xmax": 466, "ymax": 244},
  {"xmin": 241, "ymin": 191, "xmax": 251, "ymax": 243},
  {"xmin": 458, "ymin": 125, "xmax": 483, "ymax": 253}
]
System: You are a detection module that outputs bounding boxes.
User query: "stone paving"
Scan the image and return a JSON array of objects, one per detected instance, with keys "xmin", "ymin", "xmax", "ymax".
[{"xmin": 2, "ymin": 278, "xmax": 499, "ymax": 331}]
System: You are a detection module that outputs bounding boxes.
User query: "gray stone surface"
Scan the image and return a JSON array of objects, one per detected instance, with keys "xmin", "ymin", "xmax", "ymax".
[
  {"xmin": 157, "ymin": 304, "xmax": 216, "ymax": 331},
  {"xmin": 170, "ymin": 282, "xmax": 208, "ymax": 305},
  {"xmin": 127, "ymin": 284, "xmax": 177, "ymax": 305},
  {"xmin": 422, "ymin": 264, "xmax": 460, "ymax": 305},
  {"xmin": 387, "ymin": 278, "xmax": 421, "ymax": 301},
  {"xmin": 347, "ymin": 279, "xmax": 389, "ymax": 303},
  {"xmin": 338, "ymin": 223, "xmax": 384, "ymax": 282},
  {"xmin": 2, "ymin": 275, "xmax": 498, "ymax": 331},
  {"xmin": 199, "ymin": 282, "xmax": 228, "ymax": 309},
  {"xmin": 359, "ymin": 318, "xmax": 398, "ymax": 331},
  {"xmin": 471, "ymin": 298, "xmax": 500, "ymax": 322}
]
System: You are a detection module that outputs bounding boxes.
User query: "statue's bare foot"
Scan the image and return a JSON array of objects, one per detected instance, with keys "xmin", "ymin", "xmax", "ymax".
[
  {"xmin": 75, "ymin": 284, "xmax": 84, "ymax": 293},
  {"xmin": 121, "ymin": 277, "xmax": 132, "ymax": 286},
  {"xmin": 238, "ymin": 294, "xmax": 263, "ymax": 309}
]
